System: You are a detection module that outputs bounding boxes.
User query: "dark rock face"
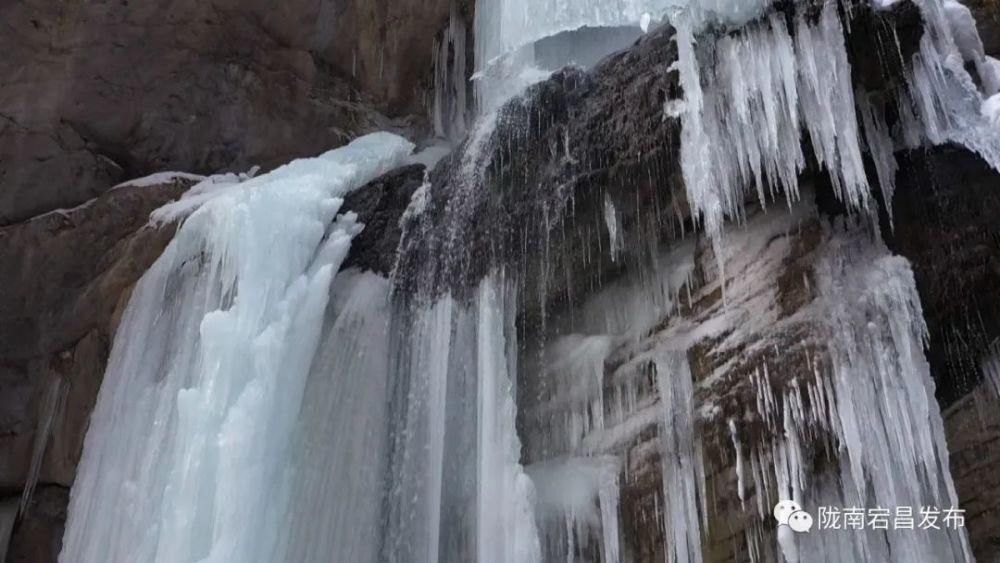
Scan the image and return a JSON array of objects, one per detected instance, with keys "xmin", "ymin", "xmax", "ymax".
[
  {"xmin": 886, "ymin": 146, "xmax": 1000, "ymax": 406},
  {"xmin": 0, "ymin": 0, "xmax": 462, "ymax": 225},
  {"xmin": 395, "ymin": 23, "xmax": 685, "ymax": 317},
  {"xmin": 342, "ymin": 163, "xmax": 427, "ymax": 276},
  {"xmin": 0, "ymin": 180, "xmax": 192, "ymax": 560},
  {"xmin": 4, "ymin": 486, "xmax": 67, "ymax": 563}
]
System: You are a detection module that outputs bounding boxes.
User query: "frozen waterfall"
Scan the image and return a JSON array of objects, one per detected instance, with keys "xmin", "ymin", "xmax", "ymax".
[
  {"xmin": 58, "ymin": 134, "xmax": 415, "ymax": 563},
  {"xmin": 58, "ymin": 0, "xmax": 1000, "ymax": 562}
]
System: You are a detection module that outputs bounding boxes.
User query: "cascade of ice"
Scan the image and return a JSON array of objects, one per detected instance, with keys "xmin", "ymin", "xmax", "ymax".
[
  {"xmin": 270, "ymin": 271, "xmax": 394, "ymax": 563},
  {"xmin": 801, "ymin": 230, "xmax": 973, "ymax": 562},
  {"xmin": 728, "ymin": 222, "xmax": 974, "ymax": 563},
  {"xmin": 381, "ymin": 273, "xmax": 542, "ymax": 563},
  {"xmin": 58, "ymin": 133, "xmax": 414, "ymax": 563},
  {"xmin": 474, "ymin": 0, "xmax": 773, "ymax": 72},
  {"xmin": 527, "ymin": 456, "xmax": 622, "ymax": 562}
]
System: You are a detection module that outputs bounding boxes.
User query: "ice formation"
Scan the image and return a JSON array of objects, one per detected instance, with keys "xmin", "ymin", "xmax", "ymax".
[
  {"xmin": 669, "ymin": 4, "xmax": 871, "ymax": 250},
  {"xmin": 433, "ymin": 4, "xmax": 470, "ymax": 141},
  {"xmin": 474, "ymin": 0, "xmax": 772, "ymax": 70},
  {"xmin": 59, "ymin": 133, "xmax": 414, "ymax": 563},
  {"xmin": 656, "ymin": 352, "xmax": 706, "ymax": 563},
  {"xmin": 528, "ymin": 456, "xmax": 622, "ymax": 562},
  {"xmin": 669, "ymin": 0, "xmax": 1000, "ymax": 252},
  {"xmin": 59, "ymin": 1, "xmax": 1000, "ymax": 562},
  {"xmin": 18, "ymin": 376, "xmax": 64, "ymax": 516}
]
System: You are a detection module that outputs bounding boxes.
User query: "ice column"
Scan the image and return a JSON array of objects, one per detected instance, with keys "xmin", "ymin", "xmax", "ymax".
[
  {"xmin": 271, "ymin": 271, "xmax": 395, "ymax": 563},
  {"xmin": 656, "ymin": 351, "xmax": 706, "ymax": 563},
  {"xmin": 384, "ymin": 274, "xmax": 541, "ymax": 563},
  {"xmin": 433, "ymin": 2, "xmax": 470, "ymax": 140},
  {"xmin": 805, "ymin": 232, "xmax": 975, "ymax": 563},
  {"xmin": 476, "ymin": 275, "xmax": 543, "ymax": 563}
]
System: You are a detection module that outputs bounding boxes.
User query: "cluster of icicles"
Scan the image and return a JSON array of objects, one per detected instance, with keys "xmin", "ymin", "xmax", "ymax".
[{"xmin": 51, "ymin": 0, "xmax": 1000, "ymax": 562}]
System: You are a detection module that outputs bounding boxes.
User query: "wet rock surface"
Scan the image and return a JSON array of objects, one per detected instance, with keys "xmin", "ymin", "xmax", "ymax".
[
  {"xmin": 886, "ymin": 145, "xmax": 1000, "ymax": 406},
  {"xmin": 342, "ymin": 163, "xmax": 427, "ymax": 276}
]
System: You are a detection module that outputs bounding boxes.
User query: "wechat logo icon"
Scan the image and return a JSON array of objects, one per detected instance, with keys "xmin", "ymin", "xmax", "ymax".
[{"xmin": 774, "ymin": 500, "xmax": 814, "ymax": 533}]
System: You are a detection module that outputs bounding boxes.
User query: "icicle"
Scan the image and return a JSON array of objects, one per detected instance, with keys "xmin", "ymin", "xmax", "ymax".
[
  {"xmin": 433, "ymin": 2, "xmax": 470, "ymax": 140},
  {"xmin": 655, "ymin": 351, "xmax": 705, "ymax": 563},
  {"xmin": 728, "ymin": 418, "xmax": 746, "ymax": 506},
  {"xmin": 669, "ymin": 5, "xmax": 876, "ymax": 277},
  {"xmin": 806, "ymin": 232, "xmax": 975, "ymax": 563},
  {"xmin": 903, "ymin": 0, "xmax": 1000, "ymax": 167},
  {"xmin": 19, "ymin": 375, "xmax": 64, "ymax": 517},
  {"xmin": 603, "ymin": 193, "xmax": 624, "ymax": 263},
  {"xmin": 476, "ymin": 274, "xmax": 543, "ymax": 563},
  {"xmin": 598, "ymin": 476, "xmax": 622, "ymax": 563},
  {"xmin": 857, "ymin": 93, "xmax": 899, "ymax": 222}
]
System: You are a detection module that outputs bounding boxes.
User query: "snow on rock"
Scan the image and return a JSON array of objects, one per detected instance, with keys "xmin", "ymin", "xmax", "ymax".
[
  {"xmin": 112, "ymin": 171, "xmax": 207, "ymax": 189},
  {"xmin": 983, "ymin": 92, "xmax": 1000, "ymax": 126}
]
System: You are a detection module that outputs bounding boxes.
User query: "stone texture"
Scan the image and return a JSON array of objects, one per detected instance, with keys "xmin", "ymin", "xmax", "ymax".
[
  {"xmin": 965, "ymin": 0, "xmax": 1000, "ymax": 56},
  {"xmin": 0, "ymin": 0, "xmax": 464, "ymax": 224},
  {"xmin": 394, "ymin": 21, "xmax": 687, "ymax": 314},
  {"xmin": 885, "ymin": 146, "xmax": 1000, "ymax": 406},
  {"xmin": 3, "ymin": 486, "xmax": 67, "ymax": 563},
  {"xmin": 0, "ymin": 180, "xmax": 192, "ymax": 560},
  {"xmin": 944, "ymin": 385, "xmax": 1000, "ymax": 562},
  {"xmin": 342, "ymin": 163, "xmax": 427, "ymax": 276}
]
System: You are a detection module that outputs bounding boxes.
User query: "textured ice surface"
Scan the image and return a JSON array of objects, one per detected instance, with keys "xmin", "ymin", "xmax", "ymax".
[
  {"xmin": 59, "ymin": 133, "xmax": 414, "ymax": 563},
  {"xmin": 656, "ymin": 352, "xmax": 706, "ymax": 563},
  {"xmin": 433, "ymin": 4, "xmax": 469, "ymax": 140},
  {"xmin": 382, "ymin": 273, "xmax": 541, "ymax": 563},
  {"xmin": 273, "ymin": 270, "xmax": 393, "ymax": 563},
  {"xmin": 671, "ymin": 4, "xmax": 871, "ymax": 252},
  {"xmin": 474, "ymin": 0, "xmax": 773, "ymax": 70},
  {"xmin": 528, "ymin": 456, "xmax": 621, "ymax": 563}
]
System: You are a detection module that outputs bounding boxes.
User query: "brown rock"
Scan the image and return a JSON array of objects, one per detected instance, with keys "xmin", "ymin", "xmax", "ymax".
[
  {"xmin": 0, "ymin": 180, "xmax": 192, "ymax": 560},
  {"xmin": 0, "ymin": 0, "xmax": 467, "ymax": 224}
]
